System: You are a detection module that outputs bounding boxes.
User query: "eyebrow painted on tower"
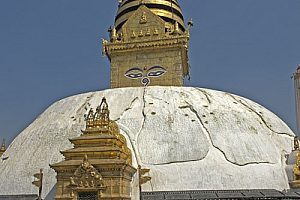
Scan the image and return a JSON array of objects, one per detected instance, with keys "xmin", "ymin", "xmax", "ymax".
[{"xmin": 102, "ymin": 0, "xmax": 192, "ymax": 88}]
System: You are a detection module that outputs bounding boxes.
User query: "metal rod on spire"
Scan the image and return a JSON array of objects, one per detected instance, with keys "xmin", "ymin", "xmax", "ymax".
[{"xmin": 294, "ymin": 64, "xmax": 300, "ymax": 136}]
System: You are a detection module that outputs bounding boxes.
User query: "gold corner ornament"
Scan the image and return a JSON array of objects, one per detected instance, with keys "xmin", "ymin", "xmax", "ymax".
[{"xmin": 32, "ymin": 169, "xmax": 43, "ymax": 200}]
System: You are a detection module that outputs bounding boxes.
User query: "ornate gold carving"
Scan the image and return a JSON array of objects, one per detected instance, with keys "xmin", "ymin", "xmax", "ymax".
[
  {"xmin": 138, "ymin": 30, "xmax": 144, "ymax": 37},
  {"xmin": 69, "ymin": 155, "xmax": 105, "ymax": 189},
  {"xmin": 153, "ymin": 28, "xmax": 159, "ymax": 35},
  {"xmin": 104, "ymin": 35, "xmax": 189, "ymax": 53},
  {"xmin": 145, "ymin": 28, "xmax": 151, "ymax": 36},
  {"xmin": 131, "ymin": 30, "xmax": 136, "ymax": 38},
  {"xmin": 139, "ymin": 12, "xmax": 147, "ymax": 24}
]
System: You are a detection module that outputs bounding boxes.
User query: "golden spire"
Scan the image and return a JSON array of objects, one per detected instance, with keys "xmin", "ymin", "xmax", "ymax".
[{"xmin": 115, "ymin": 0, "xmax": 185, "ymax": 33}]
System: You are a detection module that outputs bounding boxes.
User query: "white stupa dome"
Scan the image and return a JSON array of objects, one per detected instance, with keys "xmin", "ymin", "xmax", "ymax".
[{"xmin": 0, "ymin": 87, "xmax": 294, "ymax": 198}]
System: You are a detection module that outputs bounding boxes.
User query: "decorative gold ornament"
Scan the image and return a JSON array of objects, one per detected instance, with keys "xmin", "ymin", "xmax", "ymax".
[
  {"xmin": 138, "ymin": 30, "xmax": 144, "ymax": 37},
  {"xmin": 69, "ymin": 155, "xmax": 105, "ymax": 189},
  {"xmin": 131, "ymin": 30, "xmax": 136, "ymax": 38},
  {"xmin": 145, "ymin": 28, "xmax": 151, "ymax": 36},
  {"xmin": 139, "ymin": 12, "xmax": 147, "ymax": 24}
]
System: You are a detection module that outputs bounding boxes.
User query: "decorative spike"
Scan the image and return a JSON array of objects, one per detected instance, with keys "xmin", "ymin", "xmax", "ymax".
[
  {"xmin": 295, "ymin": 136, "xmax": 299, "ymax": 151},
  {"xmin": 172, "ymin": 21, "xmax": 180, "ymax": 35},
  {"xmin": 188, "ymin": 18, "xmax": 194, "ymax": 27},
  {"xmin": 111, "ymin": 27, "xmax": 117, "ymax": 42},
  {"xmin": 86, "ymin": 108, "xmax": 95, "ymax": 129},
  {"xmin": 99, "ymin": 97, "xmax": 110, "ymax": 123},
  {"xmin": 83, "ymin": 154, "xmax": 88, "ymax": 163},
  {"xmin": 0, "ymin": 139, "xmax": 5, "ymax": 151}
]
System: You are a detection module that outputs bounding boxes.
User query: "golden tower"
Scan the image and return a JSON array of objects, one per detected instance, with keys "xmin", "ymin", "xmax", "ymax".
[
  {"xmin": 103, "ymin": 0, "xmax": 192, "ymax": 88},
  {"xmin": 50, "ymin": 98, "xmax": 136, "ymax": 200}
]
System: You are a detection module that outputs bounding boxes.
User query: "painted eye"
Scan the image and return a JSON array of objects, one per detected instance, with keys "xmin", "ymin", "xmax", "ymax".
[
  {"xmin": 125, "ymin": 73, "xmax": 143, "ymax": 79},
  {"xmin": 148, "ymin": 71, "xmax": 166, "ymax": 77},
  {"xmin": 124, "ymin": 68, "xmax": 144, "ymax": 79},
  {"xmin": 147, "ymin": 66, "xmax": 166, "ymax": 77}
]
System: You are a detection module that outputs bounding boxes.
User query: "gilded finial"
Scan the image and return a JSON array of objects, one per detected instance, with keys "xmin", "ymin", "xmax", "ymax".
[
  {"xmin": 188, "ymin": 18, "xmax": 194, "ymax": 28},
  {"xmin": 83, "ymin": 154, "xmax": 88, "ymax": 163},
  {"xmin": 0, "ymin": 139, "xmax": 5, "ymax": 157},
  {"xmin": 101, "ymin": 38, "xmax": 108, "ymax": 55},
  {"xmin": 172, "ymin": 21, "xmax": 180, "ymax": 35},
  {"xmin": 99, "ymin": 97, "xmax": 109, "ymax": 122},
  {"xmin": 86, "ymin": 109, "xmax": 95, "ymax": 129},
  {"xmin": 84, "ymin": 97, "xmax": 111, "ymax": 131},
  {"xmin": 295, "ymin": 136, "xmax": 299, "ymax": 151},
  {"xmin": 1, "ymin": 139, "xmax": 5, "ymax": 151},
  {"xmin": 110, "ymin": 27, "xmax": 117, "ymax": 42}
]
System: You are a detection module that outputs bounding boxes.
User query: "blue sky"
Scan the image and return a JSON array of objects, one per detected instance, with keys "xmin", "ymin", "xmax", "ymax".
[{"xmin": 0, "ymin": 0, "xmax": 299, "ymax": 144}]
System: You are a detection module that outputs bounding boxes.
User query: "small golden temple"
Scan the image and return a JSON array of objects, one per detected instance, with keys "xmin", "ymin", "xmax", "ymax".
[{"xmin": 50, "ymin": 98, "xmax": 136, "ymax": 200}]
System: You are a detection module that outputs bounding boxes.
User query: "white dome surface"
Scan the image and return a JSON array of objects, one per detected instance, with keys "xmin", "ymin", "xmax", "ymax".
[{"xmin": 0, "ymin": 87, "xmax": 295, "ymax": 197}]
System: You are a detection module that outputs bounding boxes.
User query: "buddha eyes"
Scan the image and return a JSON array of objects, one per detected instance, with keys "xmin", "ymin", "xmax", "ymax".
[
  {"xmin": 125, "ymin": 68, "xmax": 144, "ymax": 79},
  {"xmin": 147, "ymin": 66, "xmax": 166, "ymax": 77},
  {"xmin": 125, "ymin": 72, "xmax": 143, "ymax": 79},
  {"xmin": 148, "ymin": 70, "xmax": 165, "ymax": 77},
  {"xmin": 124, "ymin": 66, "xmax": 167, "ymax": 86}
]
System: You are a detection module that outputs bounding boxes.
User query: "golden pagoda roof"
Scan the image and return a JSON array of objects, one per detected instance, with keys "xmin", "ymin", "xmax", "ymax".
[{"xmin": 115, "ymin": 0, "xmax": 185, "ymax": 32}]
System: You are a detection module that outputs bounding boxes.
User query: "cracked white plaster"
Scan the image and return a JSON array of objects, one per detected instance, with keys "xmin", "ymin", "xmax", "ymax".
[{"xmin": 0, "ymin": 86, "xmax": 295, "ymax": 197}]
